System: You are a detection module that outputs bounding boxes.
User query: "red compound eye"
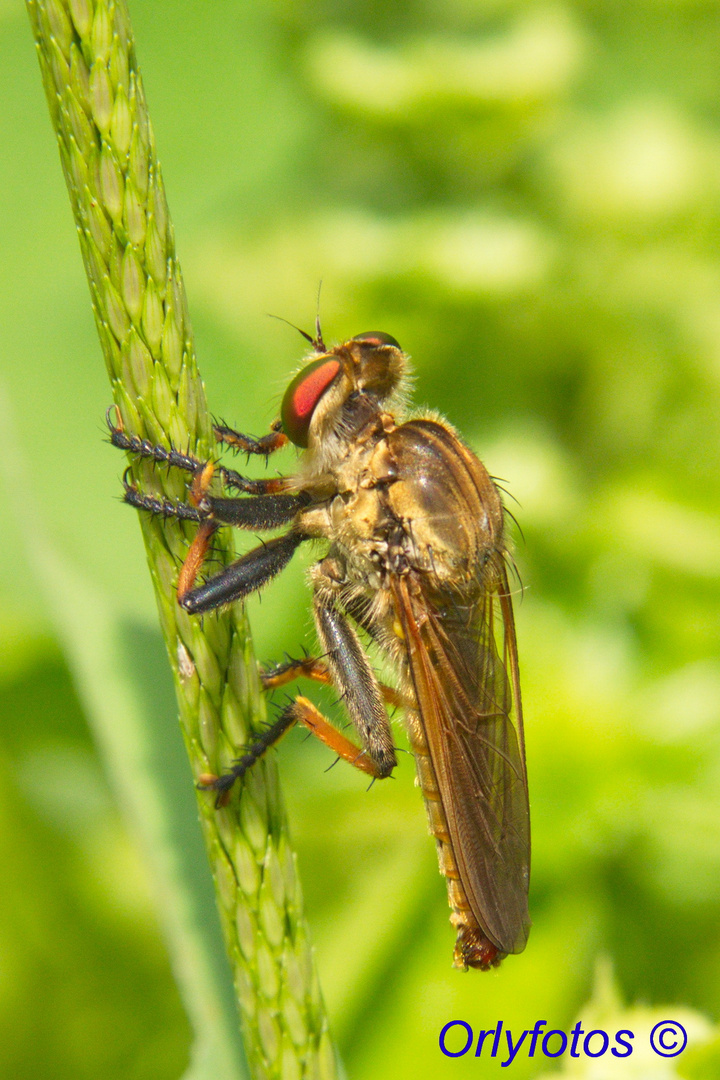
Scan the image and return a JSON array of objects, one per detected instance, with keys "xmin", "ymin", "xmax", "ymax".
[{"xmin": 281, "ymin": 356, "xmax": 341, "ymax": 447}]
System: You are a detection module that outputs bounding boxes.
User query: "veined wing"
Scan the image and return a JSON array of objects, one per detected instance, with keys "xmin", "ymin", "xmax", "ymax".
[{"xmin": 392, "ymin": 562, "xmax": 530, "ymax": 954}]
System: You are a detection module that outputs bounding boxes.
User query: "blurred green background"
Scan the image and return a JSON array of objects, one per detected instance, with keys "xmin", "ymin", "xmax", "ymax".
[{"xmin": 2, "ymin": 0, "xmax": 720, "ymax": 1077}]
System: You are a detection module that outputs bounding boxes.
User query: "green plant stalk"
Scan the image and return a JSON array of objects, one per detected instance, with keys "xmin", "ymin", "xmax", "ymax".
[{"xmin": 26, "ymin": 2, "xmax": 337, "ymax": 1078}]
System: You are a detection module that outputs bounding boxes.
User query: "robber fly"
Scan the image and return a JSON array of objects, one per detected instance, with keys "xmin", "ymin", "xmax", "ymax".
[{"xmin": 109, "ymin": 329, "xmax": 530, "ymax": 969}]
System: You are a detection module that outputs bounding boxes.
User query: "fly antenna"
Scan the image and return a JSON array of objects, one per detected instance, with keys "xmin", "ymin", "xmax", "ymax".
[
  {"xmin": 314, "ymin": 280, "xmax": 326, "ymax": 352},
  {"xmin": 267, "ymin": 313, "xmax": 317, "ymax": 349},
  {"xmin": 268, "ymin": 311, "xmax": 328, "ymax": 352}
]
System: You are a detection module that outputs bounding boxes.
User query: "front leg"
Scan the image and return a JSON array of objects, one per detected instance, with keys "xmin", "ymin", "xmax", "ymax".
[
  {"xmin": 120, "ymin": 468, "xmax": 306, "ymax": 604},
  {"xmin": 108, "ymin": 409, "xmax": 291, "ymax": 495},
  {"xmin": 214, "ymin": 418, "xmax": 288, "ymax": 457},
  {"xmin": 179, "ymin": 530, "xmax": 306, "ymax": 612}
]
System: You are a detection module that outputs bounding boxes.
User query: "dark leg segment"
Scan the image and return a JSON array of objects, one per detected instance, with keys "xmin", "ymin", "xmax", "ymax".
[
  {"xmin": 199, "ymin": 691, "xmax": 390, "ymax": 804},
  {"xmin": 198, "ymin": 706, "xmax": 297, "ymax": 806},
  {"xmin": 122, "ymin": 480, "xmax": 204, "ymax": 522},
  {"xmin": 180, "ymin": 531, "xmax": 305, "ymax": 614},
  {"xmin": 206, "ymin": 492, "xmax": 306, "ymax": 530},
  {"xmin": 108, "ymin": 411, "xmax": 291, "ymax": 495},
  {"xmin": 197, "ymin": 584, "xmax": 405, "ymax": 800},
  {"xmin": 109, "ymin": 413, "xmax": 207, "ymax": 475},
  {"xmin": 121, "ymin": 479, "xmax": 303, "ymax": 531},
  {"xmin": 313, "ymin": 593, "xmax": 397, "ymax": 778}
]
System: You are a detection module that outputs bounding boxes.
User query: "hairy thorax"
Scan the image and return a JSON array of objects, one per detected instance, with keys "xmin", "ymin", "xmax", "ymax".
[{"xmin": 298, "ymin": 406, "xmax": 505, "ymax": 608}]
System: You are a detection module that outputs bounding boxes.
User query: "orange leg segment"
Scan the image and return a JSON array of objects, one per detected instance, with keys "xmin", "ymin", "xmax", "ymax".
[
  {"xmin": 197, "ymin": 689, "xmax": 387, "ymax": 806},
  {"xmin": 290, "ymin": 696, "xmax": 382, "ymax": 777},
  {"xmin": 261, "ymin": 656, "xmax": 407, "ymax": 708},
  {"xmin": 177, "ymin": 519, "xmax": 218, "ymax": 603}
]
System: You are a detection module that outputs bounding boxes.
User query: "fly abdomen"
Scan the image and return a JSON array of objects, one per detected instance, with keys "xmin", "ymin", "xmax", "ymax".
[{"xmin": 406, "ymin": 709, "xmax": 503, "ymax": 971}]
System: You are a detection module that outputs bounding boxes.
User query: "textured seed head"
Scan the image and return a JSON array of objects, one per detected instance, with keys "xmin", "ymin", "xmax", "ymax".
[{"xmin": 90, "ymin": 61, "xmax": 113, "ymax": 133}]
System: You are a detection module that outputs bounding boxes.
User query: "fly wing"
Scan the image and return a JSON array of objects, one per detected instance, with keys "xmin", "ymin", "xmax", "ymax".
[{"xmin": 392, "ymin": 562, "xmax": 530, "ymax": 954}]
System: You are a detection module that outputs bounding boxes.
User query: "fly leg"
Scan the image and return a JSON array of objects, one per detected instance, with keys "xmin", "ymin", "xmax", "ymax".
[
  {"xmin": 198, "ymin": 692, "xmax": 387, "ymax": 808},
  {"xmin": 118, "ymin": 488, "xmax": 304, "ymax": 608},
  {"xmin": 107, "ymin": 408, "xmax": 291, "ymax": 495},
  {"xmin": 261, "ymin": 656, "xmax": 405, "ymax": 709},
  {"xmin": 214, "ymin": 418, "xmax": 288, "ymax": 458},
  {"xmin": 257, "ymin": 588, "xmax": 399, "ymax": 779},
  {"xmin": 176, "ymin": 490, "xmax": 306, "ymax": 607},
  {"xmin": 310, "ymin": 586, "xmax": 397, "ymax": 778},
  {"xmin": 201, "ymin": 568, "xmax": 400, "ymax": 803},
  {"xmin": 119, "ymin": 455, "xmax": 306, "ymax": 603},
  {"xmin": 179, "ymin": 530, "xmax": 305, "ymax": 612},
  {"xmin": 198, "ymin": 706, "xmax": 299, "ymax": 806},
  {"xmin": 110, "ymin": 409, "xmax": 318, "ymax": 802},
  {"xmin": 112, "ymin": 405, "xmax": 307, "ymax": 599}
]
